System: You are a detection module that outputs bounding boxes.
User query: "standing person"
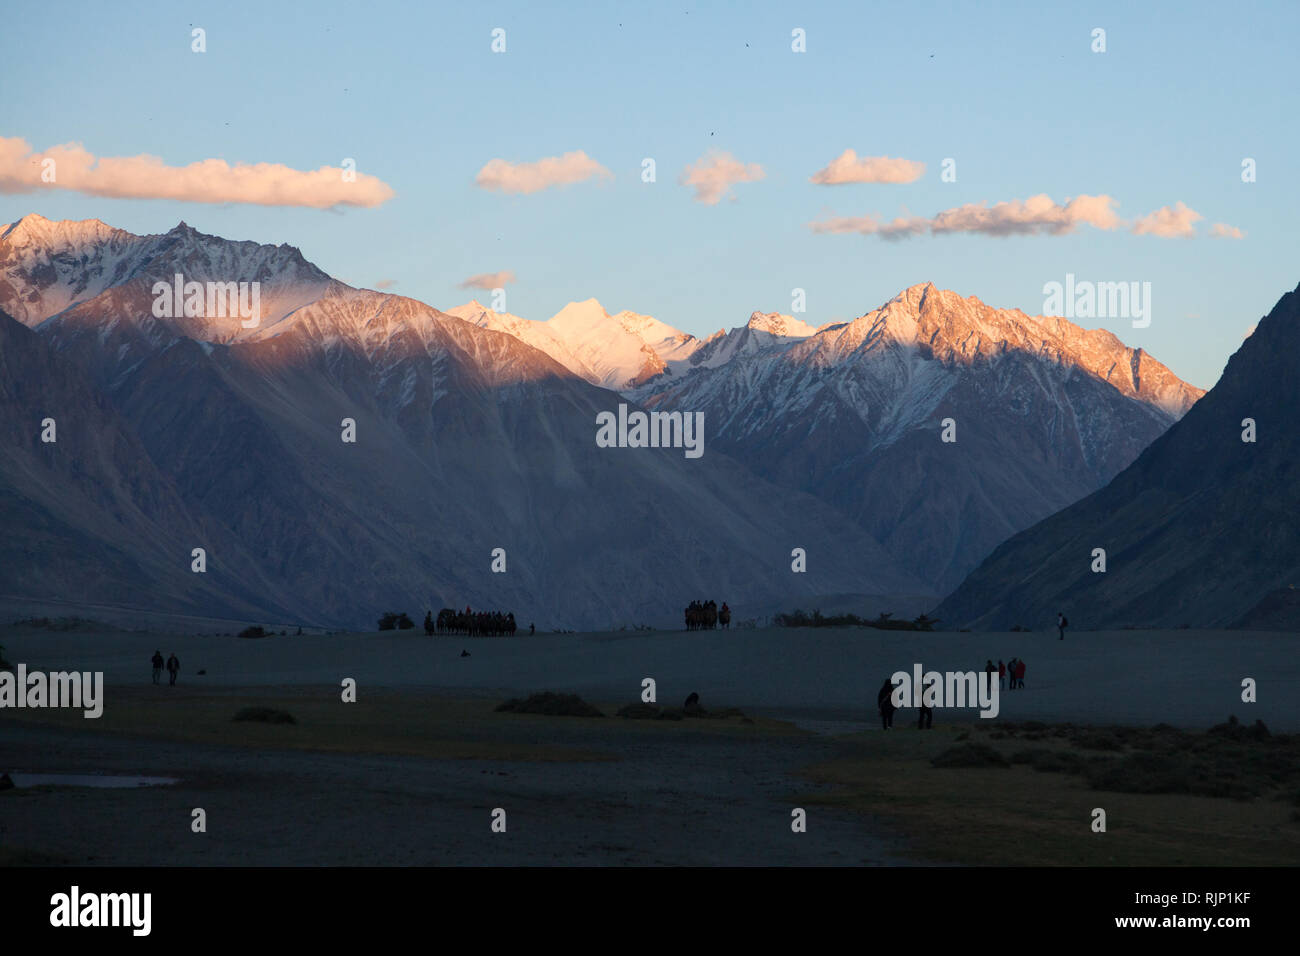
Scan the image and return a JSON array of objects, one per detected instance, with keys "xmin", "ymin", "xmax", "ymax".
[
  {"xmin": 985, "ymin": 659, "xmax": 996, "ymax": 685},
  {"xmin": 1006, "ymin": 658, "xmax": 1017, "ymax": 691},
  {"xmin": 917, "ymin": 678, "xmax": 934, "ymax": 729},
  {"xmin": 1057, "ymin": 612, "xmax": 1068, "ymax": 641},
  {"xmin": 1016, "ymin": 658, "xmax": 1026, "ymax": 689},
  {"xmin": 877, "ymin": 678, "xmax": 897, "ymax": 730},
  {"xmin": 166, "ymin": 652, "xmax": 180, "ymax": 686},
  {"xmin": 151, "ymin": 650, "xmax": 164, "ymax": 685},
  {"xmin": 998, "ymin": 659, "xmax": 1006, "ymax": 690}
]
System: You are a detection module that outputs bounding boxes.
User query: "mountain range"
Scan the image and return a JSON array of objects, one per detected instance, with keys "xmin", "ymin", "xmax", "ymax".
[
  {"xmin": 0, "ymin": 213, "xmax": 1209, "ymax": 629},
  {"xmin": 448, "ymin": 283, "xmax": 1202, "ymax": 591},
  {"xmin": 936, "ymin": 281, "xmax": 1300, "ymax": 630}
]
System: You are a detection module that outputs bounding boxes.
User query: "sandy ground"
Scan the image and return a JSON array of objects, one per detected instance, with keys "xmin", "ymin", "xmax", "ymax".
[
  {"xmin": 3, "ymin": 625, "xmax": 1296, "ymax": 865},
  {"xmin": 2, "ymin": 718, "xmax": 901, "ymax": 866},
  {"xmin": 7, "ymin": 625, "xmax": 1299, "ymax": 729}
]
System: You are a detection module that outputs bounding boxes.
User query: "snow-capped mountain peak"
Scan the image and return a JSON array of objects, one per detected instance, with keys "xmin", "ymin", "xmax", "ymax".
[
  {"xmin": 2, "ymin": 212, "xmax": 124, "ymax": 247},
  {"xmin": 443, "ymin": 296, "xmax": 701, "ymax": 390},
  {"xmin": 0, "ymin": 214, "xmax": 333, "ymax": 343},
  {"xmin": 548, "ymin": 297, "xmax": 612, "ymax": 331},
  {"xmin": 745, "ymin": 311, "xmax": 818, "ymax": 338},
  {"xmin": 820, "ymin": 283, "xmax": 1201, "ymax": 418}
]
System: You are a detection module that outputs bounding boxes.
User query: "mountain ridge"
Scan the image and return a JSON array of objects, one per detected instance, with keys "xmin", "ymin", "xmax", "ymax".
[
  {"xmin": 1, "ymin": 215, "xmax": 928, "ymax": 627},
  {"xmin": 934, "ymin": 280, "xmax": 1300, "ymax": 629},
  {"xmin": 1, "ymin": 214, "xmax": 1208, "ymax": 618}
]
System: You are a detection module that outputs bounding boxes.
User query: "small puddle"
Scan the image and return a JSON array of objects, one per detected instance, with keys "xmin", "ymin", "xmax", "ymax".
[{"xmin": 3, "ymin": 773, "xmax": 178, "ymax": 789}]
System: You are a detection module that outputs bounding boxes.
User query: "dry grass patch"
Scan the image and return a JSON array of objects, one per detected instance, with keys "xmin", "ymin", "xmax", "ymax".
[{"xmin": 797, "ymin": 721, "xmax": 1300, "ymax": 865}]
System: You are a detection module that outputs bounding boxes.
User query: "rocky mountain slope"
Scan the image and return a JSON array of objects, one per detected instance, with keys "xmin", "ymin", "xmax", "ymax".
[
  {"xmin": 0, "ymin": 215, "xmax": 923, "ymax": 628},
  {"xmin": 630, "ymin": 283, "xmax": 1203, "ymax": 590},
  {"xmin": 935, "ymin": 282, "xmax": 1300, "ymax": 629}
]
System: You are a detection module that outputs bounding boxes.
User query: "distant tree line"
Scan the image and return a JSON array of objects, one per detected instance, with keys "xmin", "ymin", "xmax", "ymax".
[
  {"xmin": 430, "ymin": 608, "xmax": 516, "ymax": 636},
  {"xmin": 11, "ymin": 616, "xmax": 98, "ymax": 631},
  {"xmin": 237, "ymin": 625, "xmax": 296, "ymax": 638},
  {"xmin": 774, "ymin": 609, "xmax": 940, "ymax": 631}
]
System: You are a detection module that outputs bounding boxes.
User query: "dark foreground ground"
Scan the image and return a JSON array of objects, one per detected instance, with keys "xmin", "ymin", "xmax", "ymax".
[
  {"xmin": 3, "ymin": 625, "xmax": 1298, "ymax": 865},
  {"xmin": 2, "ymin": 690, "xmax": 901, "ymax": 866}
]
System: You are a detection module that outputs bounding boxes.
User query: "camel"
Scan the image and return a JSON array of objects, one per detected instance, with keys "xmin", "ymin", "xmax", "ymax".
[
  {"xmin": 684, "ymin": 599, "xmax": 726, "ymax": 630},
  {"xmin": 434, "ymin": 607, "xmax": 519, "ymax": 636}
]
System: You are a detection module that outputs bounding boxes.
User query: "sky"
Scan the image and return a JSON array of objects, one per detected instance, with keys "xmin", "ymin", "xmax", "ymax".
[{"xmin": 2, "ymin": 0, "xmax": 1296, "ymax": 390}]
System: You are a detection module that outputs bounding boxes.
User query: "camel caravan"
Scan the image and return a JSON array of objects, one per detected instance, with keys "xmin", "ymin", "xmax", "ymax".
[
  {"xmin": 684, "ymin": 599, "xmax": 731, "ymax": 630},
  {"xmin": 430, "ymin": 607, "xmax": 517, "ymax": 637}
]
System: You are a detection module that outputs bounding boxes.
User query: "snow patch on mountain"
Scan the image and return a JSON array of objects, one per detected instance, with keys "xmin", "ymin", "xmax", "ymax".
[{"xmin": 448, "ymin": 297, "xmax": 702, "ymax": 390}]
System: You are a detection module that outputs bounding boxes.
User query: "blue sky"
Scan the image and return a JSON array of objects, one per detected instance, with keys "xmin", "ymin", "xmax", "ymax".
[{"xmin": 2, "ymin": 0, "xmax": 1296, "ymax": 389}]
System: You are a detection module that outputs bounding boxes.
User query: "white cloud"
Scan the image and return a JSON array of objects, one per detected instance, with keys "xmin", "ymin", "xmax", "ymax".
[
  {"xmin": 810, "ymin": 150, "xmax": 925, "ymax": 185},
  {"xmin": 1209, "ymin": 222, "xmax": 1245, "ymax": 240},
  {"xmin": 807, "ymin": 213, "xmax": 929, "ymax": 240},
  {"xmin": 679, "ymin": 150, "xmax": 765, "ymax": 204},
  {"xmin": 0, "ymin": 136, "xmax": 394, "ymax": 208},
  {"xmin": 474, "ymin": 151, "xmax": 611, "ymax": 194},
  {"xmin": 809, "ymin": 194, "xmax": 1123, "ymax": 239},
  {"xmin": 1131, "ymin": 201, "xmax": 1203, "ymax": 238},
  {"xmin": 458, "ymin": 270, "xmax": 516, "ymax": 290}
]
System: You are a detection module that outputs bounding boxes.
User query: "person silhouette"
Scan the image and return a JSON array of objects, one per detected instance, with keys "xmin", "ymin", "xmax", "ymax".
[
  {"xmin": 877, "ymin": 678, "xmax": 897, "ymax": 730},
  {"xmin": 151, "ymin": 650, "xmax": 164, "ymax": 685},
  {"xmin": 917, "ymin": 677, "xmax": 935, "ymax": 729},
  {"xmin": 166, "ymin": 653, "xmax": 180, "ymax": 686}
]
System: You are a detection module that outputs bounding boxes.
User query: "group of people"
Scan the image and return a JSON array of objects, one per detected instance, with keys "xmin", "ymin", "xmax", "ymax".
[
  {"xmin": 684, "ymin": 600, "xmax": 731, "ymax": 630},
  {"xmin": 870, "ymin": 611, "xmax": 1069, "ymax": 730},
  {"xmin": 875, "ymin": 677, "xmax": 937, "ymax": 730},
  {"xmin": 875, "ymin": 656, "xmax": 1032, "ymax": 730},
  {"xmin": 150, "ymin": 650, "xmax": 180, "ymax": 686},
  {"xmin": 987, "ymin": 658, "xmax": 1027, "ymax": 690},
  {"xmin": 430, "ymin": 607, "xmax": 528, "ymax": 637}
]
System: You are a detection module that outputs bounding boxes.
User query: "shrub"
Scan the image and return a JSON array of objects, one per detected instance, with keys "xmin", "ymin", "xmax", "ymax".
[
  {"xmin": 495, "ymin": 692, "xmax": 603, "ymax": 717},
  {"xmin": 1010, "ymin": 748, "xmax": 1092, "ymax": 774},
  {"xmin": 237, "ymin": 626, "xmax": 267, "ymax": 639},
  {"xmin": 1087, "ymin": 753, "xmax": 1195, "ymax": 795},
  {"xmin": 931, "ymin": 743, "xmax": 1010, "ymax": 768},
  {"xmin": 378, "ymin": 611, "xmax": 414, "ymax": 631},
  {"xmin": 1208, "ymin": 714, "xmax": 1271, "ymax": 741}
]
